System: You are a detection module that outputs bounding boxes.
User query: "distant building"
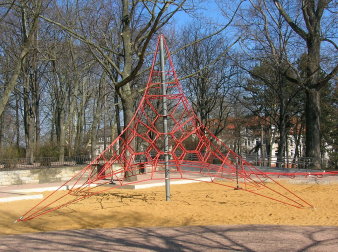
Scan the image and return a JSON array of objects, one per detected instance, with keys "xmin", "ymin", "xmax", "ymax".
[
  {"xmin": 221, "ymin": 116, "xmax": 331, "ymax": 167},
  {"xmin": 88, "ymin": 127, "xmax": 114, "ymax": 156},
  {"xmin": 92, "ymin": 117, "xmax": 331, "ymax": 168}
]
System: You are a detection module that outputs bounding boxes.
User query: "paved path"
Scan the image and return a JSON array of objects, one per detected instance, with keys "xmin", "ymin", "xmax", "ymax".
[
  {"xmin": 0, "ymin": 182, "xmax": 64, "ymax": 201},
  {"xmin": 0, "ymin": 225, "xmax": 338, "ymax": 251},
  {"xmin": 0, "ymin": 174, "xmax": 212, "ymax": 202},
  {"xmin": 1, "ymin": 170, "xmax": 337, "ymax": 202},
  {"xmin": 0, "ymin": 181, "xmax": 69, "ymax": 192}
]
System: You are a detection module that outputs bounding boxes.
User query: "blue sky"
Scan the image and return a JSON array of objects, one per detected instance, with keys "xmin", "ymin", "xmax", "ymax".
[{"xmin": 172, "ymin": 0, "xmax": 224, "ymax": 28}]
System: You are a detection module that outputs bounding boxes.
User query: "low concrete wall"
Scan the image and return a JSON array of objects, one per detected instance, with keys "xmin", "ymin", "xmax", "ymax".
[
  {"xmin": 0, "ymin": 166, "xmax": 84, "ymax": 186},
  {"xmin": 0, "ymin": 163, "xmax": 126, "ymax": 186}
]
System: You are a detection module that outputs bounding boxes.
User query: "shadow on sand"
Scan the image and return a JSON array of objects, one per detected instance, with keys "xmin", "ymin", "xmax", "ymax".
[{"xmin": 0, "ymin": 224, "xmax": 338, "ymax": 251}]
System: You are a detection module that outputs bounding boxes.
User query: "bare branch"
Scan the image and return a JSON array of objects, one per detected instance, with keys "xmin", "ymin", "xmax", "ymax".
[
  {"xmin": 39, "ymin": 15, "xmax": 123, "ymax": 76},
  {"xmin": 322, "ymin": 37, "xmax": 338, "ymax": 50},
  {"xmin": 248, "ymin": 0, "xmax": 277, "ymax": 56},
  {"xmin": 316, "ymin": 0, "xmax": 330, "ymax": 18},
  {"xmin": 0, "ymin": 0, "xmax": 42, "ymax": 117},
  {"xmin": 273, "ymin": 0, "xmax": 308, "ymax": 40},
  {"xmin": 318, "ymin": 64, "xmax": 338, "ymax": 88},
  {"xmin": 179, "ymin": 37, "xmax": 240, "ymax": 81},
  {"xmin": 173, "ymin": 0, "xmax": 243, "ymax": 55},
  {"xmin": 0, "ymin": 0, "xmax": 16, "ymax": 22},
  {"xmin": 116, "ymin": 1, "xmax": 174, "ymax": 89}
]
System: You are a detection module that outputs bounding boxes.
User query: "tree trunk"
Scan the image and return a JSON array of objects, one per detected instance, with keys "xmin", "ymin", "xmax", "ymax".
[
  {"xmin": 119, "ymin": 83, "xmax": 135, "ymax": 180},
  {"xmin": 75, "ymin": 79, "xmax": 88, "ymax": 156},
  {"xmin": 120, "ymin": 0, "xmax": 134, "ymax": 128},
  {"xmin": 0, "ymin": 112, "xmax": 3, "ymax": 154},
  {"xmin": 119, "ymin": 84, "xmax": 134, "ymax": 130},
  {"xmin": 277, "ymin": 117, "xmax": 286, "ymax": 168},
  {"xmin": 31, "ymin": 26, "xmax": 40, "ymax": 155},
  {"xmin": 90, "ymin": 113, "xmax": 99, "ymax": 159},
  {"xmin": 268, "ymin": 126, "xmax": 276, "ymax": 167},
  {"xmin": 23, "ymin": 62, "xmax": 35, "ymax": 164},
  {"xmin": 113, "ymin": 93, "xmax": 122, "ymax": 153},
  {"xmin": 23, "ymin": 106, "xmax": 35, "ymax": 163},
  {"xmin": 30, "ymin": 67, "xmax": 39, "ymax": 158},
  {"xmin": 285, "ymin": 135, "xmax": 289, "ymax": 168},
  {"xmin": 305, "ymin": 89, "xmax": 321, "ymax": 169},
  {"xmin": 0, "ymin": 42, "xmax": 32, "ymax": 118},
  {"xmin": 292, "ymin": 121, "xmax": 304, "ymax": 168},
  {"xmin": 0, "ymin": 1, "xmax": 40, "ymax": 117},
  {"xmin": 50, "ymin": 108, "xmax": 55, "ymax": 143},
  {"xmin": 260, "ymin": 125, "xmax": 265, "ymax": 167},
  {"xmin": 67, "ymin": 42, "xmax": 80, "ymax": 156},
  {"xmin": 304, "ymin": 28, "xmax": 322, "ymax": 168},
  {"xmin": 75, "ymin": 107, "xmax": 84, "ymax": 155},
  {"xmin": 66, "ymin": 79, "xmax": 78, "ymax": 157},
  {"xmin": 15, "ymin": 94, "xmax": 20, "ymax": 147},
  {"xmin": 90, "ymin": 96, "xmax": 102, "ymax": 159},
  {"xmin": 273, "ymin": 0, "xmax": 337, "ymax": 170},
  {"xmin": 57, "ymin": 109, "xmax": 65, "ymax": 163},
  {"xmin": 277, "ymin": 93, "xmax": 287, "ymax": 168}
]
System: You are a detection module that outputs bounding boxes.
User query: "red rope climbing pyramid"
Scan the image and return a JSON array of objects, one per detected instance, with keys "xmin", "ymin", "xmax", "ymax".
[{"xmin": 17, "ymin": 35, "xmax": 312, "ymax": 222}]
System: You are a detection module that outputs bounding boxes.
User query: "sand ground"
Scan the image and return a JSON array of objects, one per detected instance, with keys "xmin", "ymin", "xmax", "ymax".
[{"xmin": 1, "ymin": 179, "xmax": 338, "ymax": 235}]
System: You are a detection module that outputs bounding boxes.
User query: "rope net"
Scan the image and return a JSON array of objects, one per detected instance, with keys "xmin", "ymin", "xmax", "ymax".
[{"xmin": 17, "ymin": 35, "xmax": 314, "ymax": 222}]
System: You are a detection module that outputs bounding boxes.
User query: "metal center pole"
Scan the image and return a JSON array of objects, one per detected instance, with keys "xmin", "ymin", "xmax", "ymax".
[
  {"xmin": 234, "ymin": 157, "xmax": 239, "ymax": 190},
  {"xmin": 160, "ymin": 35, "xmax": 170, "ymax": 201}
]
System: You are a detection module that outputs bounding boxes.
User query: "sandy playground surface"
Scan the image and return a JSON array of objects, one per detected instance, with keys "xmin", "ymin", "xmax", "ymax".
[{"xmin": 1, "ymin": 178, "xmax": 338, "ymax": 235}]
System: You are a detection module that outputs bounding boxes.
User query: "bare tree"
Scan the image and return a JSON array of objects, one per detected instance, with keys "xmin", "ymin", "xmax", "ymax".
[
  {"xmin": 243, "ymin": 60, "xmax": 304, "ymax": 166},
  {"xmin": 0, "ymin": 0, "xmax": 42, "ymax": 118},
  {"xmin": 232, "ymin": 0, "xmax": 303, "ymax": 166},
  {"xmin": 41, "ymin": 0, "xmax": 190, "ymax": 129},
  {"xmin": 0, "ymin": 0, "xmax": 44, "ymax": 162},
  {"xmin": 21, "ymin": 1, "xmax": 43, "ymax": 163},
  {"xmin": 272, "ymin": 0, "xmax": 338, "ymax": 169},
  {"xmin": 177, "ymin": 23, "xmax": 234, "ymax": 136}
]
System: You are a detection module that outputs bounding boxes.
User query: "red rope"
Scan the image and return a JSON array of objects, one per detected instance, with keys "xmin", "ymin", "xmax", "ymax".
[{"xmin": 17, "ymin": 34, "xmax": 327, "ymax": 222}]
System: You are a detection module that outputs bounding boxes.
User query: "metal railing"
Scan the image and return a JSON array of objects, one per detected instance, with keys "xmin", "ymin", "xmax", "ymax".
[
  {"xmin": 0, "ymin": 156, "xmax": 91, "ymax": 171},
  {"xmin": 0, "ymin": 153, "xmax": 330, "ymax": 172},
  {"xmin": 243, "ymin": 154, "xmax": 314, "ymax": 169}
]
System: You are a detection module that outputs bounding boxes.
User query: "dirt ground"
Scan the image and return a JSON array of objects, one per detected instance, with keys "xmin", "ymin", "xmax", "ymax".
[{"xmin": 1, "ymin": 179, "xmax": 338, "ymax": 235}]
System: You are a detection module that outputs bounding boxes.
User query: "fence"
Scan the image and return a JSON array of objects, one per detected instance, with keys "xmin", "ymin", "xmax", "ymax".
[
  {"xmin": 152, "ymin": 153, "xmax": 320, "ymax": 170},
  {"xmin": 243, "ymin": 154, "xmax": 315, "ymax": 169},
  {"xmin": 0, "ymin": 156, "xmax": 91, "ymax": 171},
  {"xmin": 0, "ymin": 154, "xmax": 330, "ymax": 172}
]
